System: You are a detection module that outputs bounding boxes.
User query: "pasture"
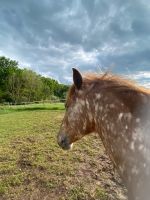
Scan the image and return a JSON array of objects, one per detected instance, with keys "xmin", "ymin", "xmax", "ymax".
[{"xmin": 0, "ymin": 103, "xmax": 126, "ymax": 200}]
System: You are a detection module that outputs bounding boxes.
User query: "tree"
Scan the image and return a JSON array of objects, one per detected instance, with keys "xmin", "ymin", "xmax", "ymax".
[
  {"xmin": 41, "ymin": 77, "xmax": 54, "ymax": 100},
  {"xmin": 0, "ymin": 56, "xmax": 18, "ymax": 102},
  {"xmin": 8, "ymin": 69, "xmax": 23, "ymax": 103},
  {"xmin": 0, "ymin": 56, "xmax": 69, "ymax": 103},
  {"xmin": 21, "ymin": 69, "xmax": 43, "ymax": 102},
  {"xmin": 54, "ymin": 84, "xmax": 69, "ymax": 99}
]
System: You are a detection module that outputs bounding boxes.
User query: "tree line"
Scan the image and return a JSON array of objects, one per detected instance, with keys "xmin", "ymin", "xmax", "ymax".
[{"xmin": 0, "ymin": 56, "xmax": 69, "ymax": 104}]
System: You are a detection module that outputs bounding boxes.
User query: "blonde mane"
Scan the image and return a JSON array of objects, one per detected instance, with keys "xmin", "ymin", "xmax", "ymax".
[{"xmin": 83, "ymin": 72, "xmax": 150, "ymax": 94}]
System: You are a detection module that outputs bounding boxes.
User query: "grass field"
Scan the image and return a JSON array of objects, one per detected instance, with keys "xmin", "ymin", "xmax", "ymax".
[{"xmin": 0, "ymin": 103, "xmax": 127, "ymax": 200}]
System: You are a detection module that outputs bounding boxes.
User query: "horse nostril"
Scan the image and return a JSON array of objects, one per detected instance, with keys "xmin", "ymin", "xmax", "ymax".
[
  {"xmin": 58, "ymin": 134, "xmax": 71, "ymax": 150},
  {"xmin": 61, "ymin": 137, "xmax": 68, "ymax": 145},
  {"xmin": 58, "ymin": 134, "xmax": 67, "ymax": 145}
]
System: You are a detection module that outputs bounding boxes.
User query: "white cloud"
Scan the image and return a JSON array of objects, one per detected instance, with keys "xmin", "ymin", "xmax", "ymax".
[
  {"xmin": 127, "ymin": 71, "xmax": 150, "ymax": 88},
  {"xmin": 132, "ymin": 71, "xmax": 150, "ymax": 79}
]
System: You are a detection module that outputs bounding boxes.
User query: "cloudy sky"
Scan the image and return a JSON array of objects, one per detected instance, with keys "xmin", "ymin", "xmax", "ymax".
[{"xmin": 0, "ymin": 0, "xmax": 150, "ymax": 86}]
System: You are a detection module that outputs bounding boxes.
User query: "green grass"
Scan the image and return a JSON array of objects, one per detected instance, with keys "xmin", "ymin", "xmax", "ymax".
[
  {"xmin": 0, "ymin": 103, "xmax": 126, "ymax": 200},
  {"xmin": 0, "ymin": 103, "xmax": 64, "ymax": 114}
]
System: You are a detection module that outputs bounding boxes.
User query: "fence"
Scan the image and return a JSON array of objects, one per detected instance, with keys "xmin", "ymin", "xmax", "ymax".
[{"xmin": 0, "ymin": 99, "xmax": 66, "ymax": 106}]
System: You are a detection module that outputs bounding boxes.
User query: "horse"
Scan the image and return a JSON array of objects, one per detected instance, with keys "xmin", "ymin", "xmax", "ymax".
[{"xmin": 57, "ymin": 68, "xmax": 150, "ymax": 200}]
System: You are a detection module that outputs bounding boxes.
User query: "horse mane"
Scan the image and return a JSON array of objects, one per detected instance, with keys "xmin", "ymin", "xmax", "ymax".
[
  {"xmin": 85, "ymin": 73, "xmax": 150, "ymax": 113},
  {"xmin": 83, "ymin": 72, "xmax": 150, "ymax": 94},
  {"xmin": 67, "ymin": 72, "xmax": 150, "ymax": 114},
  {"xmin": 68, "ymin": 72, "xmax": 150, "ymax": 96}
]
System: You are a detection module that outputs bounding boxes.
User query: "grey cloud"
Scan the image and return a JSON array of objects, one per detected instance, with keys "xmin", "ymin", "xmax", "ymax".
[{"xmin": 0, "ymin": 0, "xmax": 150, "ymax": 84}]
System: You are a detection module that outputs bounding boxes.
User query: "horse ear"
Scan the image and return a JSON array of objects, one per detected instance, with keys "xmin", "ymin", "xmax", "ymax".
[{"xmin": 72, "ymin": 68, "xmax": 83, "ymax": 90}]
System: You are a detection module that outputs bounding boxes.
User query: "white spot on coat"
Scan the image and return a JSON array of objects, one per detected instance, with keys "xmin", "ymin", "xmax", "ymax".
[
  {"xmin": 88, "ymin": 113, "xmax": 93, "ymax": 122},
  {"xmin": 85, "ymin": 99, "xmax": 90, "ymax": 109},
  {"xmin": 109, "ymin": 104, "xmax": 115, "ymax": 108},
  {"xmin": 125, "ymin": 125, "xmax": 128, "ymax": 129},
  {"xmin": 96, "ymin": 94, "xmax": 101, "ymax": 99},
  {"xmin": 80, "ymin": 100, "xmax": 85, "ymax": 106},
  {"xmin": 118, "ymin": 113, "xmax": 123, "ymax": 121},
  {"xmin": 130, "ymin": 142, "xmax": 135, "ymax": 150},
  {"xmin": 136, "ymin": 118, "xmax": 140, "ymax": 123},
  {"xmin": 95, "ymin": 103, "xmax": 99, "ymax": 111}
]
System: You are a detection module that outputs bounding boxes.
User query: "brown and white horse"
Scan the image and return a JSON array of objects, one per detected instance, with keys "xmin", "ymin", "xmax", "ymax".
[{"xmin": 57, "ymin": 68, "xmax": 150, "ymax": 200}]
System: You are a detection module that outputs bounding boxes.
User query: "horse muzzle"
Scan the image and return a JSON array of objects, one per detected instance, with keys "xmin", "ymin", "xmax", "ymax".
[{"xmin": 57, "ymin": 133, "xmax": 73, "ymax": 150}]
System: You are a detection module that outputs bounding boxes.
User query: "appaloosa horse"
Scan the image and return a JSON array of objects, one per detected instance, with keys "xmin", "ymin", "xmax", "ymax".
[{"xmin": 57, "ymin": 68, "xmax": 150, "ymax": 200}]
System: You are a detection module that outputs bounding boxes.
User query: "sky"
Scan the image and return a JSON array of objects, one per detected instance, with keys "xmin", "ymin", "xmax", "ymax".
[{"xmin": 0, "ymin": 0, "xmax": 150, "ymax": 86}]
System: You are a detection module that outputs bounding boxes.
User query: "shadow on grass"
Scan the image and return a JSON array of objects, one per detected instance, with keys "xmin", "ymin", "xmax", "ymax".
[{"xmin": 16, "ymin": 107, "xmax": 64, "ymax": 111}]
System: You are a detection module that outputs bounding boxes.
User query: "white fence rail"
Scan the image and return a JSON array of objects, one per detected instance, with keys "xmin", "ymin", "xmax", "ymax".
[{"xmin": 0, "ymin": 99, "xmax": 66, "ymax": 106}]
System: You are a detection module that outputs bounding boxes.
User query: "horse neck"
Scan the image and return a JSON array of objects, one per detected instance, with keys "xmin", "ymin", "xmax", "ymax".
[{"xmin": 90, "ymin": 87, "xmax": 133, "ymax": 154}]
